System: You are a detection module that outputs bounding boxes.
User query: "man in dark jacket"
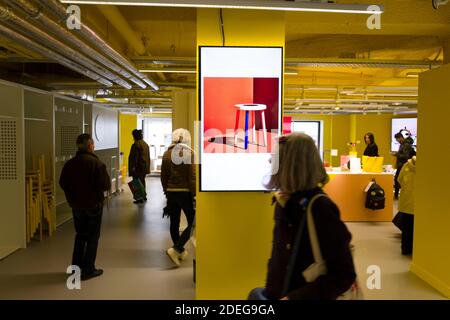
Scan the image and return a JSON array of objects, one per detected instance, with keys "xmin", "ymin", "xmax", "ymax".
[
  {"xmin": 128, "ymin": 129, "xmax": 150, "ymax": 204},
  {"xmin": 59, "ymin": 133, "xmax": 111, "ymax": 280},
  {"xmin": 394, "ymin": 132, "xmax": 416, "ymax": 199}
]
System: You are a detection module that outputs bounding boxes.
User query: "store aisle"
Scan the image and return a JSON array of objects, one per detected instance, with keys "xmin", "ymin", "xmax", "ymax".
[{"xmin": 0, "ymin": 177, "xmax": 195, "ymax": 300}]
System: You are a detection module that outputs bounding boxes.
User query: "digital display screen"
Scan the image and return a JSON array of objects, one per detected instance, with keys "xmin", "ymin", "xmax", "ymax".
[
  {"xmin": 391, "ymin": 118, "xmax": 417, "ymax": 152},
  {"xmin": 199, "ymin": 46, "xmax": 282, "ymax": 191}
]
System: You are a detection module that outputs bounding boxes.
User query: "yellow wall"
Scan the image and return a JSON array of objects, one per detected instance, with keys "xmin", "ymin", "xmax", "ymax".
[
  {"xmin": 289, "ymin": 114, "xmax": 410, "ymax": 167},
  {"xmin": 410, "ymin": 64, "xmax": 450, "ymax": 298},
  {"xmin": 119, "ymin": 113, "xmax": 137, "ymax": 171},
  {"xmin": 196, "ymin": 8, "xmax": 285, "ymax": 299}
]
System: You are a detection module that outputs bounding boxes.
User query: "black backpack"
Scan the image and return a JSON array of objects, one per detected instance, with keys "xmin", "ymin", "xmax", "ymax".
[{"xmin": 365, "ymin": 181, "xmax": 385, "ymax": 210}]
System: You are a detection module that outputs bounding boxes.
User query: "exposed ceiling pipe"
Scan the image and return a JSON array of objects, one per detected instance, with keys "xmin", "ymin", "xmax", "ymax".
[
  {"xmin": 35, "ymin": 0, "xmax": 159, "ymax": 90},
  {"xmin": 3, "ymin": 0, "xmax": 145, "ymax": 90},
  {"xmin": 0, "ymin": 4, "xmax": 130, "ymax": 89},
  {"xmin": 95, "ymin": 5, "xmax": 147, "ymax": 55},
  {"xmin": 0, "ymin": 23, "xmax": 113, "ymax": 86}
]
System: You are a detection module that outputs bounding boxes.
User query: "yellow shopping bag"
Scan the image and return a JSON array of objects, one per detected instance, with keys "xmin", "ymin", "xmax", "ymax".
[{"xmin": 362, "ymin": 156, "xmax": 384, "ymax": 173}]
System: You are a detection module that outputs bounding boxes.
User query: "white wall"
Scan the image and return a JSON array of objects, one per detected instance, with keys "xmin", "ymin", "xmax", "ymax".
[
  {"xmin": 0, "ymin": 82, "xmax": 26, "ymax": 259},
  {"xmin": 91, "ymin": 105, "xmax": 119, "ymax": 150}
]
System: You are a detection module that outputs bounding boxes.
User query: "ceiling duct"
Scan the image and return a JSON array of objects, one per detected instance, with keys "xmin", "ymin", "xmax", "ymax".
[
  {"xmin": 0, "ymin": 23, "xmax": 112, "ymax": 86},
  {"xmin": 35, "ymin": 0, "xmax": 159, "ymax": 90},
  {"xmin": 3, "ymin": 0, "xmax": 150, "ymax": 90},
  {"xmin": 0, "ymin": 4, "xmax": 130, "ymax": 88}
]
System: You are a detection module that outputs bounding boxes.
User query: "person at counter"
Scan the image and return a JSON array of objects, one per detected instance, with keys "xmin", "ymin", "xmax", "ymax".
[
  {"xmin": 363, "ymin": 132, "xmax": 379, "ymax": 157},
  {"xmin": 393, "ymin": 131, "xmax": 416, "ymax": 199}
]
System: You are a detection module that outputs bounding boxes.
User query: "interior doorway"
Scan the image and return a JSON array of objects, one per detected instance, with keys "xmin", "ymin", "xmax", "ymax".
[{"xmin": 142, "ymin": 118, "xmax": 172, "ymax": 174}]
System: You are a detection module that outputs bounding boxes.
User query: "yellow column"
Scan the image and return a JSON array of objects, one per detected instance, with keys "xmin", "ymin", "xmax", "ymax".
[
  {"xmin": 119, "ymin": 113, "xmax": 137, "ymax": 173},
  {"xmin": 172, "ymin": 89, "xmax": 196, "ymax": 135},
  {"xmin": 410, "ymin": 64, "xmax": 450, "ymax": 298},
  {"xmin": 196, "ymin": 9, "xmax": 285, "ymax": 299}
]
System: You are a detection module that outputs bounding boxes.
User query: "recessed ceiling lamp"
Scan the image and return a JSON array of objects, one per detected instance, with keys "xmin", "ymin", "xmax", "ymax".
[{"xmin": 61, "ymin": 1, "xmax": 384, "ymax": 14}]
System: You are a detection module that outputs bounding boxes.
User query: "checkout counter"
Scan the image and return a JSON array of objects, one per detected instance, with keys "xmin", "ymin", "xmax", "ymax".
[{"xmin": 323, "ymin": 166, "xmax": 394, "ymax": 222}]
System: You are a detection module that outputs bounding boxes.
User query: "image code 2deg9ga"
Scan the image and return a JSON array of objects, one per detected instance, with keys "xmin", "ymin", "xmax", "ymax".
[{"xmin": 218, "ymin": 304, "xmax": 275, "ymax": 315}]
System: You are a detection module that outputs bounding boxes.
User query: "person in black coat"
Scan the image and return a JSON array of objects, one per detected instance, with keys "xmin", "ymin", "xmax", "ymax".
[
  {"xmin": 363, "ymin": 132, "xmax": 379, "ymax": 157},
  {"xmin": 258, "ymin": 133, "xmax": 356, "ymax": 300},
  {"xmin": 393, "ymin": 131, "xmax": 416, "ymax": 198},
  {"xmin": 60, "ymin": 134, "xmax": 111, "ymax": 281}
]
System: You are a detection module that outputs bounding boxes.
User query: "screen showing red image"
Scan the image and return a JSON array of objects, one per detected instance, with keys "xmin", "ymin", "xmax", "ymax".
[
  {"xmin": 199, "ymin": 47, "xmax": 282, "ymax": 191},
  {"xmin": 203, "ymin": 77, "xmax": 279, "ymax": 154}
]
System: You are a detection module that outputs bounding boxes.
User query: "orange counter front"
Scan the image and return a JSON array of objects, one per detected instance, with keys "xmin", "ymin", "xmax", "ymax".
[{"xmin": 324, "ymin": 172, "xmax": 394, "ymax": 222}]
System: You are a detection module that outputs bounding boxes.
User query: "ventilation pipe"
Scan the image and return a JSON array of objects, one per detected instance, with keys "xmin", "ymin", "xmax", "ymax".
[
  {"xmin": 3, "ymin": 0, "xmax": 147, "ymax": 89},
  {"xmin": 35, "ymin": 0, "xmax": 159, "ymax": 90},
  {"xmin": 0, "ymin": 23, "xmax": 113, "ymax": 87},
  {"xmin": 0, "ymin": 4, "xmax": 131, "ymax": 89}
]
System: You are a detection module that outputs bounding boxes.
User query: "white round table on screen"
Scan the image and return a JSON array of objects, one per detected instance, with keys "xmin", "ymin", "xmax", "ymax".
[
  {"xmin": 94, "ymin": 114, "xmax": 105, "ymax": 143},
  {"xmin": 234, "ymin": 104, "xmax": 267, "ymax": 150}
]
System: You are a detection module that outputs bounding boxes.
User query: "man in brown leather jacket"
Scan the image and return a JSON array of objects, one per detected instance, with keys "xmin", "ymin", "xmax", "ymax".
[
  {"xmin": 59, "ymin": 133, "xmax": 111, "ymax": 281},
  {"xmin": 128, "ymin": 129, "xmax": 150, "ymax": 204}
]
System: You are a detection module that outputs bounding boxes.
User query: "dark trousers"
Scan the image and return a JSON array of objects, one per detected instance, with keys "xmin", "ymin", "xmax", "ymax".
[
  {"xmin": 401, "ymin": 212, "xmax": 414, "ymax": 255},
  {"xmin": 167, "ymin": 192, "xmax": 195, "ymax": 253},
  {"xmin": 394, "ymin": 166, "xmax": 402, "ymax": 198},
  {"xmin": 72, "ymin": 207, "xmax": 103, "ymax": 274}
]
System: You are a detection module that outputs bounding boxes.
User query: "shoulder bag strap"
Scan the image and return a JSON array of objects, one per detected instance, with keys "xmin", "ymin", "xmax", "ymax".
[
  {"xmin": 306, "ymin": 194, "xmax": 327, "ymax": 265},
  {"xmin": 281, "ymin": 193, "xmax": 325, "ymax": 296}
]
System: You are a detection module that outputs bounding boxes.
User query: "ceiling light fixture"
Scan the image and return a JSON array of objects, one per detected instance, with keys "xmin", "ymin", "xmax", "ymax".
[
  {"xmin": 139, "ymin": 69, "xmax": 196, "ymax": 74},
  {"xmin": 61, "ymin": 1, "xmax": 383, "ymax": 14},
  {"xmin": 406, "ymin": 72, "xmax": 420, "ymax": 78}
]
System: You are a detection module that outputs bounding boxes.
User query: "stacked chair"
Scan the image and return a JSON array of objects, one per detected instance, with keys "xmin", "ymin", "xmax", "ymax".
[{"xmin": 25, "ymin": 154, "xmax": 56, "ymax": 243}]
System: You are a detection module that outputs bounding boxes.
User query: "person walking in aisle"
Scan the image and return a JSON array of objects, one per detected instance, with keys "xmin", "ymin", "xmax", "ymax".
[
  {"xmin": 128, "ymin": 129, "xmax": 151, "ymax": 204},
  {"xmin": 59, "ymin": 133, "xmax": 111, "ymax": 280},
  {"xmin": 161, "ymin": 128, "xmax": 196, "ymax": 267},
  {"xmin": 363, "ymin": 132, "xmax": 379, "ymax": 157}
]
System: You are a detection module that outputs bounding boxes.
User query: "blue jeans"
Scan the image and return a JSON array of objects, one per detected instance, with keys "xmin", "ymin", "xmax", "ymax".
[{"xmin": 72, "ymin": 207, "xmax": 103, "ymax": 274}]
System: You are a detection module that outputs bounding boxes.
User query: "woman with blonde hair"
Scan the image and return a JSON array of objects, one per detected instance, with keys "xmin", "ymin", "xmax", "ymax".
[
  {"xmin": 253, "ymin": 133, "xmax": 356, "ymax": 300},
  {"xmin": 161, "ymin": 128, "xmax": 196, "ymax": 266}
]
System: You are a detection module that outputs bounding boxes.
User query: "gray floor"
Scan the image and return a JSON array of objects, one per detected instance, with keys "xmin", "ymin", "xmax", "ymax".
[
  {"xmin": 347, "ymin": 222, "xmax": 446, "ymax": 300},
  {"xmin": 0, "ymin": 177, "xmax": 195, "ymax": 299},
  {"xmin": 0, "ymin": 178, "xmax": 446, "ymax": 300}
]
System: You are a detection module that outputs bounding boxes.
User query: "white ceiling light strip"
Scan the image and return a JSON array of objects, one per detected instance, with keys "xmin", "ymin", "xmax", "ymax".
[{"xmin": 61, "ymin": 0, "xmax": 383, "ymax": 14}]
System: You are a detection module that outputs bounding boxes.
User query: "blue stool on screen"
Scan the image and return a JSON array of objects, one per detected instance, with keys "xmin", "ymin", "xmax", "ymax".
[{"xmin": 233, "ymin": 104, "xmax": 267, "ymax": 150}]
